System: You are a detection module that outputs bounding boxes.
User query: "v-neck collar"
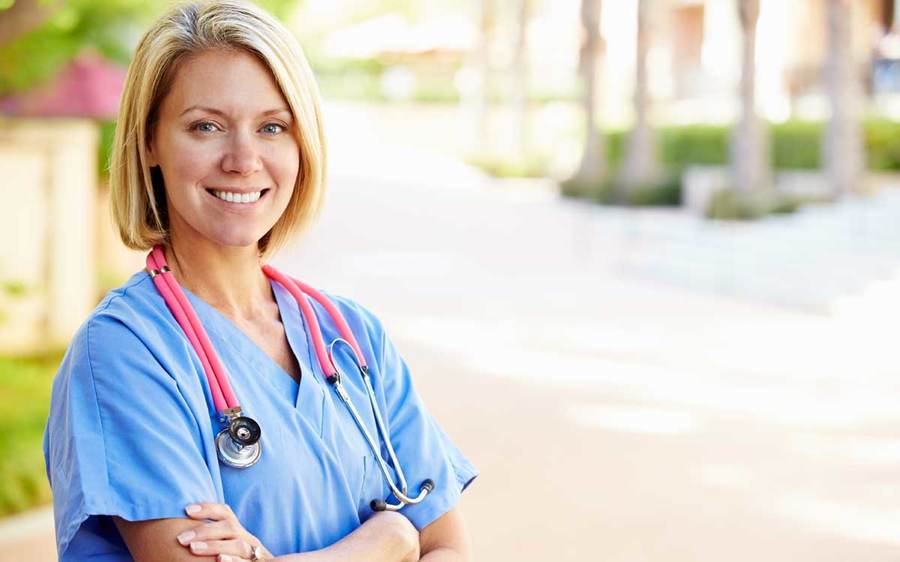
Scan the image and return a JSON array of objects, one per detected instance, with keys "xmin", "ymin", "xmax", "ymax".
[{"xmin": 179, "ymin": 277, "xmax": 326, "ymax": 411}]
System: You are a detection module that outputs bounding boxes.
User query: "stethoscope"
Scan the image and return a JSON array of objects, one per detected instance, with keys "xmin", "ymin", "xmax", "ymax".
[{"xmin": 145, "ymin": 245, "xmax": 433, "ymax": 512}]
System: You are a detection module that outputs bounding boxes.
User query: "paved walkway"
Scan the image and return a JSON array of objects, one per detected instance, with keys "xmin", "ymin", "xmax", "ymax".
[
  {"xmin": 610, "ymin": 188, "xmax": 900, "ymax": 313},
  {"xmin": 7, "ymin": 104, "xmax": 900, "ymax": 560}
]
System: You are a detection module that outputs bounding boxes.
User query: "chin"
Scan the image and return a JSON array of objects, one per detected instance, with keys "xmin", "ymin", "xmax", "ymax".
[{"xmin": 208, "ymin": 230, "xmax": 266, "ymax": 249}]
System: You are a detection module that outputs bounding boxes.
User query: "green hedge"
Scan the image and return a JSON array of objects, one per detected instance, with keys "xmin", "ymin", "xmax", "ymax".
[
  {"xmin": 560, "ymin": 174, "xmax": 682, "ymax": 206},
  {"xmin": 558, "ymin": 119, "xmax": 900, "ymax": 209},
  {"xmin": 0, "ymin": 353, "xmax": 62, "ymax": 517},
  {"xmin": 604, "ymin": 119, "xmax": 900, "ymax": 173},
  {"xmin": 704, "ymin": 189, "xmax": 831, "ymax": 220}
]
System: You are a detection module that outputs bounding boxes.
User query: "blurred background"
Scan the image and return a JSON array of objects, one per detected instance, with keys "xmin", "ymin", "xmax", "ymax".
[{"xmin": 3, "ymin": 0, "xmax": 900, "ymax": 560}]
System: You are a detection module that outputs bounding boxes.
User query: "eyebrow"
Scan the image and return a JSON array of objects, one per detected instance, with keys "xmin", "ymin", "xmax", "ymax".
[{"xmin": 179, "ymin": 105, "xmax": 292, "ymax": 118}]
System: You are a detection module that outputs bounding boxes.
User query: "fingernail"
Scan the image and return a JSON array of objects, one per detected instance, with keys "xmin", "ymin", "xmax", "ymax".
[
  {"xmin": 185, "ymin": 504, "xmax": 202, "ymax": 514},
  {"xmin": 220, "ymin": 556, "xmax": 232, "ymax": 562},
  {"xmin": 190, "ymin": 541, "xmax": 208, "ymax": 552},
  {"xmin": 177, "ymin": 531, "xmax": 195, "ymax": 545}
]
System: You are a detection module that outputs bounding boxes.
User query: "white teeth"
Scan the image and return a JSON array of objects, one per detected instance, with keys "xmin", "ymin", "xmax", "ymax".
[{"xmin": 212, "ymin": 190, "xmax": 262, "ymax": 204}]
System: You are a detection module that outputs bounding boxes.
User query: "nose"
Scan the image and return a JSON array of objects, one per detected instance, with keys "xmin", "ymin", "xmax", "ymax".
[{"xmin": 221, "ymin": 132, "xmax": 262, "ymax": 176}]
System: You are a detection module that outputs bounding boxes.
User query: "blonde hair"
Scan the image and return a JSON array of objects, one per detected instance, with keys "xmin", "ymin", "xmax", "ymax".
[{"xmin": 110, "ymin": 0, "xmax": 327, "ymax": 260}]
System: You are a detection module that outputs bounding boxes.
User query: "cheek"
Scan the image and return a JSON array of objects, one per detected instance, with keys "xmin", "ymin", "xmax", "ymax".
[
  {"xmin": 158, "ymin": 135, "xmax": 218, "ymax": 184},
  {"xmin": 269, "ymin": 142, "xmax": 301, "ymax": 187}
]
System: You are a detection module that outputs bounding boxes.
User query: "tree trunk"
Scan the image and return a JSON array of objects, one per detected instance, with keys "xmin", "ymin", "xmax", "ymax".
[
  {"xmin": 730, "ymin": 0, "xmax": 769, "ymax": 193},
  {"xmin": 572, "ymin": 0, "xmax": 605, "ymax": 187},
  {"xmin": 824, "ymin": 0, "xmax": 864, "ymax": 197},
  {"xmin": 468, "ymin": 0, "xmax": 493, "ymax": 152},
  {"xmin": 618, "ymin": 0, "xmax": 660, "ymax": 195},
  {"xmin": 511, "ymin": 0, "xmax": 531, "ymax": 160}
]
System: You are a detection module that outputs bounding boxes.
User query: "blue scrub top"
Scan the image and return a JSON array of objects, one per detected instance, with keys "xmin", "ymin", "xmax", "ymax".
[{"xmin": 43, "ymin": 270, "xmax": 478, "ymax": 560}]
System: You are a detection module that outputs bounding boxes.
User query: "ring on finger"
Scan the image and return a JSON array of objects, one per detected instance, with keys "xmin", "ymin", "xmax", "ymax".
[{"xmin": 249, "ymin": 544, "xmax": 263, "ymax": 561}]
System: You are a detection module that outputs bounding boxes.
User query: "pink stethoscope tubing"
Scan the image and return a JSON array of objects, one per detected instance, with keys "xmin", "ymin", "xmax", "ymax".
[
  {"xmin": 145, "ymin": 245, "xmax": 368, "ymax": 412},
  {"xmin": 145, "ymin": 245, "xmax": 433, "ymax": 510}
]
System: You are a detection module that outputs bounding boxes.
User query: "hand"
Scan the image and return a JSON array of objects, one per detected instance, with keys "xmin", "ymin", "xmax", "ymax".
[
  {"xmin": 177, "ymin": 502, "xmax": 275, "ymax": 562},
  {"xmin": 367, "ymin": 511, "xmax": 420, "ymax": 562}
]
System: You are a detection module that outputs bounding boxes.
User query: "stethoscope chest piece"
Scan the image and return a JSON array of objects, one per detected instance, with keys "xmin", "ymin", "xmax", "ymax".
[{"xmin": 216, "ymin": 414, "xmax": 262, "ymax": 468}]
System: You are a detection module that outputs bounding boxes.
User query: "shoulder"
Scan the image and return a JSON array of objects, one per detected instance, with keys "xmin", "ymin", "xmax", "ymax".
[
  {"xmin": 318, "ymin": 292, "xmax": 386, "ymax": 336},
  {"xmin": 303, "ymin": 289, "xmax": 392, "ymax": 361},
  {"xmin": 60, "ymin": 270, "xmax": 184, "ymax": 385},
  {"xmin": 84, "ymin": 270, "xmax": 177, "ymax": 341}
]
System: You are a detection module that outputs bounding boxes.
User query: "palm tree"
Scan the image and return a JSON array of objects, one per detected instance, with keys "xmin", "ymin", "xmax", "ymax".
[
  {"xmin": 730, "ymin": 0, "xmax": 769, "ymax": 193},
  {"xmin": 571, "ymin": 0, "xmax": 605, "ymax": 188},
  {"xmin": 510, "ymin": 0, "xmax": 531, "ymax": 160},
  {"xmin": 823, "ymin": 0, "xmax": 864, "ymax": 197},
  {"xmin": 618, "ymin": 0, "xmax": 660, "ymax": 197},
  {"xmin": 469, "ymin": 0, "xmax": 494, "ymax": 151}
]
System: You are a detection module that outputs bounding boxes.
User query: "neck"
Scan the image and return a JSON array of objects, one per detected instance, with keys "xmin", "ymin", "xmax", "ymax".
[{"xmin": 164, "ymin": 235, "xmax": 272, "ymax": 321}]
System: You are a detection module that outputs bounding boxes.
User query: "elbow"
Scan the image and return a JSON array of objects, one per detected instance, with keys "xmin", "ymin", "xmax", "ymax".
[{"xmin": 390, "ymin": 515, "xmax": 421, "ymax": 561}]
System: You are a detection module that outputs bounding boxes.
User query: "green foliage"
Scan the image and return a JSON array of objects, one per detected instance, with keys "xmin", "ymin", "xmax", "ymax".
[
  {"xmin": 863, "ymin": 118, "xmax": 900, "ymax": 170},
  {"xmin": 706, "ymin": 189, "xmax": 778, "ymax": 220},
  {"xmin": 560, "ymin": 177, "xmax": 607, "ymax": 200},
  {"xmin": 705, "ymin": 189, "xmax": 832, "ymax": 221},
  {"xmin": 0, "ymin": 352, "xmax": 63, "ymax": 517},
  {"xmin": 98, "ymin": 119, "xmax": 116, "ymax": 177},
  {"xmin": 0, "ymin": 0, "xmax": 302, "ymax": 96},
  {"xmin": 0, "ymin": 0, "xmax": 155, "ymax": 95},
  {"xmin": 771, "ymin": 120, "xmax": 821, "ymax": 169},
  {"xmin": 659, "ymin": 125, "xmax": 731, "ymax": 170},
  {"xmin": 560, "ymin": 175, "xmax": 682, "ymax": 207},
  {"xmin": 467, "ymin": 152, "xmax": 550, "ymax": 179},
  {"xmin": 624, "ymin": 175, "xmax": 682, "ymax": 206},
  {"xmin": 1, "ymin": 280, "xmax": 27, "ymax": 298},
  {"xmin": 602, "ymin": 120, "xmax": 900, "ymax": 174}
]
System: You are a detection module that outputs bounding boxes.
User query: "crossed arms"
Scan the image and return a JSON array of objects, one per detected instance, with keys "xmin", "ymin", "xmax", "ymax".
[{"xmin": 114, "ymin": 504, "xmax": 470, "ymax": 562}]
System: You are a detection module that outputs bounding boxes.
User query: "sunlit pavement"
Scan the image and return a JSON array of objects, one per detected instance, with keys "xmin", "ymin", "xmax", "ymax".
[
  {"xmin": 7, "ymin": 104, "xmax": 900, "ymax": 560},
  {"xmin": 278, "ymin": 106, "xmax": 900, "ymax": 561}
]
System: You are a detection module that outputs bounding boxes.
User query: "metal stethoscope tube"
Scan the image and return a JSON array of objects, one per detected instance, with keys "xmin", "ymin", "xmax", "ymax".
[{"xmin": 327, "ymin": 339, "xmax": 434, "ymax": 511}]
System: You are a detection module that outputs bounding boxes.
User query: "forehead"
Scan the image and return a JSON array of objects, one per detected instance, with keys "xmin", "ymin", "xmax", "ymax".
[{"xmin": 161, "ymin": 49, "xmax": 288, "ymax": 114}]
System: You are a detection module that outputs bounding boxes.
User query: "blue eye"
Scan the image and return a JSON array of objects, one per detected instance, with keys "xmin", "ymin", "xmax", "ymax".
[
  {"xmin": 261, "ymin": 123, "xmax": 285, "ymax": 135},
  {"xmin": 192, "ymin": 121, "xmax": 220, "ymax": 133}
]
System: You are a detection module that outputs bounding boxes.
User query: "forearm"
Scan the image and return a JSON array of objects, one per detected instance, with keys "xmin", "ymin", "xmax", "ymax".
[
  {"xmin": 419, "ymin": 547, "xmax": 467, "ymax": 561},
  {"xmin": 274, "ymin": 513, "xmax": 417, "ymax": 562},
  {"xmin": 416, "ymin": 508, "xmax": 471, "ymax": 562}
]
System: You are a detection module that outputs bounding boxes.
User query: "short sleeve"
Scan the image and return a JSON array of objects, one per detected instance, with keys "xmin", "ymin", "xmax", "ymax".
[
  {"xmin": 363, "ymin": 310, "xmax": 478, "ymax": 531},
  {"xmin": 43, "ymin": 313, "xmax": 219, "ymax": 559}
]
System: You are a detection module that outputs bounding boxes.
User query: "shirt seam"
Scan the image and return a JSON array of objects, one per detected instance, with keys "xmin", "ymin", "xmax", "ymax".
[{"xmin": 84, "ymin": 317, "xmax": 113, "ymax": 517}]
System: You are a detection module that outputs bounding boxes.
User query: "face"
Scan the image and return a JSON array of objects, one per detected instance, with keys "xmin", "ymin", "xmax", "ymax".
[{"xmin": 148, "ymin": 49, "xmax": 299, "ymax": 251}]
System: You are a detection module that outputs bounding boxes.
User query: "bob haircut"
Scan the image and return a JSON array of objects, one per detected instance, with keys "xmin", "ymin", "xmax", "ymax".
[{"xmin": 110, "ymin": 0, "xmax": 327, "ymax": 260}]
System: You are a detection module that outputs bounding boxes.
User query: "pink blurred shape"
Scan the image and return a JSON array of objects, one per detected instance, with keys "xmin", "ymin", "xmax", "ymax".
[{"xmin": 0, "ymin": 50, "xmax": 126, "ymax": 119}]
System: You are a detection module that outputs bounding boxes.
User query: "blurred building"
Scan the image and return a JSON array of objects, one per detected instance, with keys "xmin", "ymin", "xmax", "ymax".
[
  {"xmin": 0, "ymin": 51, "xmax": 126, "ymax": 353},
  {"xmin": 600, "ymin": 0, "xmax": 899, "ymax": 125},
  {"xmin": 0, "ymin": 51, "xmax": 124, "ymax": 118}
]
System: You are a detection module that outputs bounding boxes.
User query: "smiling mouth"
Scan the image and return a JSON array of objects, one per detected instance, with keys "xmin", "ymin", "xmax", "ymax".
[{"xmin": 205, "ymin": 188, "xmax": 271, "ymax": 204}]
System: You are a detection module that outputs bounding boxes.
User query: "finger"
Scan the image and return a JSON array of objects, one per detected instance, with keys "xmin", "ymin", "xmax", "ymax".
[
  {"xmin": 217, "ymin": 556, "xmax": 248, "ymax": 562},
  {"xmin": 185, "ymin": 502, "xmax": 236, "ymax": 522},
  {"xmin": 177, "ymin": 520, "xmax": 242, "ymax": 545},
  {"xmin": 188, "ymin": 538, "xmax": 255, "ymax": 558}
]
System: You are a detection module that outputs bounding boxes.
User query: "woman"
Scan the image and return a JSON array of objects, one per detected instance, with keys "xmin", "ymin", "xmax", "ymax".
[{"xmin": 42, "ymin": 1, "xmax": 477, "ymax": 560}]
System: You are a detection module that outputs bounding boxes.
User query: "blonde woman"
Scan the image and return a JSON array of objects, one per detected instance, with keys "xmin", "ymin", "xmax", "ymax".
[{"xmin": 42, "ymin": 1, "xmax": 477, "ymax": 560}]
